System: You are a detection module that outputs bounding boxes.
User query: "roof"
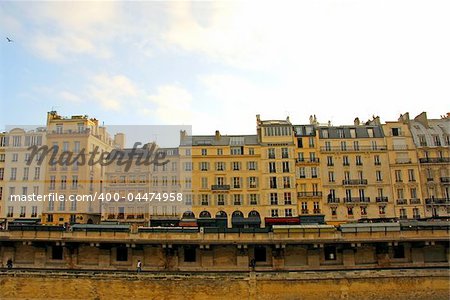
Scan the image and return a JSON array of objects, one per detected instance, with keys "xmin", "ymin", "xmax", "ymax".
[{"xmin": 180, "ymin": 135, "xmax": 259, "ymax": 146}]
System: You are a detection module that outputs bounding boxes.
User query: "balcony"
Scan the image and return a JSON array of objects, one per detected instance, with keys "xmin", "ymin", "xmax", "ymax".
[
  {"xmin": 296, "ymin": 158, "xmax": 320, "ymax": 164},
  {"xmin": 440, "ymin": 177, "xmax": 450, "ymax": 184},
  {"xmin": 313, "ymin": 209, "xmax": 321, "ymax": 214},
  {"xmin": 409, "ymin": 198, "xmax": 421, "ymax": 205},
  {"xmin": 376, "ymin": 196, "xmax": 388, "ymax": 203},
  {"xmin": 419, "ymin": 157, "xmax": 450, "ymax": 164},
  {"xmin": 320, "ymin": 145, "xmax": 387, "ymax": 152},
  {"xmin": 327, "ymin": 198, "xmax": 340, "ymax": 204},
  {"xmin": 396, "ymin": 199, "xmax": 407, "ymax": 205},
  {"xmin": 297, "ymin": 191, "xmax": 322, "ymax": 198},
  {"xmin": 342, "ymin": 179, "xmax": 368, "ymax": 185},
  {"xmin": 301, "ymin": 209, "xmax": 309, "ymax": 214},
  {"xmin": 395, "ymin": 158, "xmax": 412, "ymax": 164},
  {"xmin": 425, "ymin": 198, "xmax": 450, "ymax": 205},
  {"xmin": 344, "ymin": 197, "xmax": 370, "ymax": 203},
  {"xmin": 211, "ymin": 185, "xmax": 231, "ymax": 191}
]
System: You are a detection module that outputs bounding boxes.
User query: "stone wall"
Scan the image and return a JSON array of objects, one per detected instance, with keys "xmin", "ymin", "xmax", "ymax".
[{"xmin": 0, "ymin": 269, "xmax": 448, "ymax": 300}]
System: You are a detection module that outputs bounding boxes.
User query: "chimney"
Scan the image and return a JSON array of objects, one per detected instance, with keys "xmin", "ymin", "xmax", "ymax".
[
  {"xmin": 180, "ymin": 130, "xmax": 186, "ymax": 140},
  {"xmin": 215, "ymin": 130, "xmax": 220, "ymax": 140},
  {"xmin": 354, "ymin": 117, "xmax": 360, "ymax": 126},
  {"xmin": 414, "ymin": 112, "xmax": 428, "ymax": 127}
]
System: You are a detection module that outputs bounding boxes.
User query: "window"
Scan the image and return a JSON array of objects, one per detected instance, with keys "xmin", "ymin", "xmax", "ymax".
[
  {"xmin": 356, "ymin": 156, "xmax": 362, "ymax": 166},
  {"xmin": 308, "ymin": 137, "xmax": 315, "ymax": 148},
  {"xmin": 392, "ymin": 128, "xmax": 400, "ymax": 136},
  {"xmin": 347, "ymin": 206, "xmax": 353, "ymax": 216},
  {"xmin": 361, "ymin": 206, "xmax": 367, "ymax": 216},
  {"xmin": 116, "ymin": 247, "xmax": 128, "ymax": 261},
  {"xmin": 269, "ymin": 162, "xmax": 276, "ymax": 173},
  {"xmin": 233, "ymin": 177, "xmax": 241, "ymax": 189},
  {"xmin": 232, "ymin": 162, "xmax": 241, "ymax": 171},
  {"xmin": 200, "ymin": 162, "xmax": 209, "ymax": 171},
  {"xmin": 184, "ymin": 162, "xmax": 192, "ymax": 171},
  {"xmin": 268, "ymin": 148, "xmax": 275, "ymax": 159},
  {"xmin": 270, "ymin": 177, "xmax": 277, "ymax": 189},
  {"xmin": 31, "ymin": 206, "xmax": 37, "ymax": 217},
  {"xmin": 284, "ymin": 192, "xmax": 292, "ymax": 205},
  {"xmin": 282, "ymin": 161, "xmax": 290, "ymax": 173},
  {"xmin": 270, "ymin": 193, "xmax": 278, "ymax": 205},
  {"xmin": 233, "ymin": 194, "xmax": 242, "ymax": 205},
  {"xmin": 248, "ymin": 148, "xmax": 255, "ymax": 155},
  {"xmin": 376, "ymin": 171, "xmax": 382, "ymax": 182},
  {"xmin": 343, "ymin": 156, "xmax": 349, "ymax": 166},
  {"xmin": 283, "ymin": 176, "xmax": 291, "ymax": 189},
  {"xmin": 52, "ymin": 246, "xmax": 64, "ymax": 260},
  {"xmin": 72, "ymin": 176, "xmax": 78, "ymax": 189},
  {"xmin": 285, "ymin": 208, "xmax": 293, "ymax": 217},
  {"xmin": 395, "ymin": 170, "xmax": 402, "ymax": 182},
  {"xmin": 271, "ymin": 209, "xmax": 279, "ymax": 217},
  {"xmin": 248, "ymin": 177, "xmax": 258, "ymax": 189},
  {"xmin": 379, "ymin": 206, "xmax": 386, "ymax": 215},
  {"xmin": 311, "ymin": 167, "xmax": 318, "ymax": 178},
  {"xmin": 201, "ymin": 194, "xmax": 209, "ymax": 205},
  {"xmin": 247, "ymin": 161, "xmax": 257, "ymax": 170},
  {"xmin": 201, "ymin": 177, "xmax": 208, "ymax": 189},
  {"xmin": 184, "ymin": 246, "xmax": 196, "ymax": 262},
  {"xmin": 7, "ymin": 206, "xmax": 14, "ymax": 218},
  {"xmin": 0, "ymin": 168, "xmax": 3, "ymax": 181},
  {"xmin": 299, "ymin": 167, "xmax": 306, "ymax": 178},
  {"xmin": 418, "ymin": 135, "xmax": 427, "ymax": 146},
  {"xmin": 328, "ymin": 171, "xmax": 335, "ymax": 183},
  {"xmin": 408, "ymin": 169, "xmax": 415, "ymax": 182},
  {"xmin": 249, "ymin": 194, "xmax": 258, "ymax": 205},
  {"xmin": 327, "ymin": 156, "xmax": 333, "ymax": 166},
  {"xmin": 433, "ymin": 135, "xmax": 441, "ymax": 146},
  {"xmin": 374, "ymin": 155, "xmax": 381, "ymax": 165},
  {"xmin": 216, "ymin": 162, "xmax": 225, "ymax": 171},
  {"xmin": 340, "ymin": 141, "xmax": 347, "ymax": 150},
  {"xmin": 297, "ymin": 138, "xmax": 303, "ymax": 148},
  {"xmin": 10, "ymin": 168, "xmax": 17, "ymax": 180},
  {"xmin": 12, "ymin": 153, "xmax": 18, "ymax": 162},
  {"xmin": 324, "ymin": 246, "xmax": 337, "ymax": 260},
  {"xmin": 201, "ymin": 149, "xmax": 207, "ymax": 156},
  {"xmin": 322, "ymin": 129, "xmax": 329, "ymax": 138},
  {"xmin": 254, "ymin": 246, "xmax": 267, "ymax": 262},
  {"xmin": 217, "ymin": 194, "xmax": 225, "ymax": 205},
  {"xmin": 298, "ymin": 152, "xmax": 304, "ymax": 162},
  {"xmin": 325, "ymin": 141, "xmax": 331, "ymax": 151},
  {"xmin": 410, "ymin": 188, "xmax": 417, "ymax": 199},
  {"xmin": 217, "ymin": 148, "xmax": 223, "ymax": 155},
  {"xmin": 231, "ymin": 147, "xmax": 243, "ymax": 155}
]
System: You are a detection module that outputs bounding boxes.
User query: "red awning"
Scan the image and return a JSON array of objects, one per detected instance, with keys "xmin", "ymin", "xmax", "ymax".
[
  {"xmin": 264, "ymin": 217, "xmax": 300, "ymax": 225},
  {"xmin": 179, "ymin": 221, "xmax": 198, "ymax": 227}
]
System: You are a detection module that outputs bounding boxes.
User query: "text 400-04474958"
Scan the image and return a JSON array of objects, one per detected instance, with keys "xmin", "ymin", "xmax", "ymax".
[{"xmin": 98, "ymin": 192, "xmax": 184, "ymax": 202}]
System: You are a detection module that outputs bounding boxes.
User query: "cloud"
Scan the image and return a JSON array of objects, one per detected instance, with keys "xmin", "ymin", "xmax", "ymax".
[
  {"xmin": 88, "ymin": 74, "xmax": 139, "ymax": 111},
  {"xmin": 147, "ymin": 85, "xmax": 194, "ymax": 124},
  {"xmin": 59, "ymin": 91, "xmax": 82, "ymax": 103}
]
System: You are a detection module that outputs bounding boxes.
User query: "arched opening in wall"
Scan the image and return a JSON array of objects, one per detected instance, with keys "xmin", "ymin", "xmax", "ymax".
[
  {"xmin": 215, "ymin": 211, "xmax": 228, "ymax": 228},
  {"xmin": 182, "ymin": 211, "xmax": 195, "ymax": 219},
  {"xmin": 248, "ymin": 210, "xmax": 261, "ymax": 228},
  {"xmin": 87, "ymin": 219, "xmax": 93, "ymax": 224},
  {"xmin": 199, "ymin": 211, "xmax": 211, "ymax": 218},
  {"xmin": 231, "ymin": 211, "xmax": 244, "ymax": 228}
]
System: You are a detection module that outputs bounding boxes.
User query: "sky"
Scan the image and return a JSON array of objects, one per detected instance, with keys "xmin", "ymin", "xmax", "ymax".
[{"xmin": 0, "ymin": 0, "xmax": 449, "ymax": 136}]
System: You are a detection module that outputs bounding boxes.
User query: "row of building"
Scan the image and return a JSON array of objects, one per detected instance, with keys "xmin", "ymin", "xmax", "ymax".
[{"xmin": 0, "ymin": 111, "xmax": 448, "ymax": 227}]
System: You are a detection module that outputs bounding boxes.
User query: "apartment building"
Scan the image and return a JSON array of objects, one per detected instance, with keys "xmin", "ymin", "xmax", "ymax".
[
  {"xmin": 317, "ymin": 117, "xmax": 395, "ymax": 223},
  {"xmin": 383, "ymin": 114, "xmax": 424, "ymax": 220},
  {"xmin": 293, "ymin": 123, "xmax": 322, "ymax": 218},
  {"xmin": 0, "ymin": 132, "xmax": 6, "ymax": 226},
  {"xmin": 408, "ymin": 112, "xmax": 449, "ymax": 218},
  {"xmin": 102, "ymin": 145, "xmax": 184, "ymax": 227},
  {"xmin": 41, "ymin": 111, "xmax": 121, "ymax": 225},
  {"xmin": 1, "ymin": 128, "xmax": 46, "ymax": 223}
]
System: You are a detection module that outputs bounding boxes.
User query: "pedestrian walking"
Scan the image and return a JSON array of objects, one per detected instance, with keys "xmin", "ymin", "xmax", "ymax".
[{"xmin": 136, "ymin": 259, "xmax": 142, "ymax": 273}]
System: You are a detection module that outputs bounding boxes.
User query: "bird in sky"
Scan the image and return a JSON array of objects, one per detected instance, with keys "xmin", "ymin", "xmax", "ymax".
[{"xmin": 6, "ymin": 37, "xmax": 13, "ymax": 42}]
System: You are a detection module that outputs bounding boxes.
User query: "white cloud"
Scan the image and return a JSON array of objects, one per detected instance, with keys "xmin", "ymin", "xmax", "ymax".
[
  {"xmin": 59, "ymin": 91, "xmax": 81, "ymax": 103},
  {"xmin": 147, "ymin": 85, "xmax": 194, "ymax": 124},
  {"xmin": 88, "ymin": 74, "xmax": 139, "ymax": 111}
]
